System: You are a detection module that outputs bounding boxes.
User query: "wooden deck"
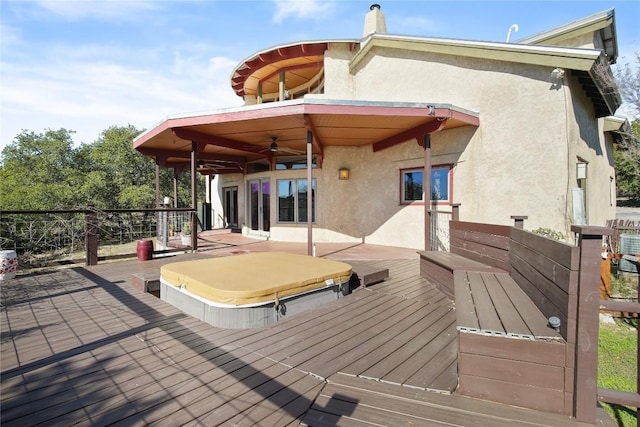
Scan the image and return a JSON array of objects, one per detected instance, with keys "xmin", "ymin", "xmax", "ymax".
[{"xmin": 0, "ymin": 253, "xmax": 608, "ymax": 426}]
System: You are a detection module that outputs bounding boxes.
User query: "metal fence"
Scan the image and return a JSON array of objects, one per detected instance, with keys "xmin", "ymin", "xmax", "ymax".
[{"xmin": 0, "ymin": 208, "xmax": 193, "ymax": 269}]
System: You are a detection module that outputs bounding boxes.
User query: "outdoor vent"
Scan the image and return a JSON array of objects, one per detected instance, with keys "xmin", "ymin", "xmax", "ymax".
[{"xmin": 619, "ymin": 233, "xmax": 640, "ymax": 273}]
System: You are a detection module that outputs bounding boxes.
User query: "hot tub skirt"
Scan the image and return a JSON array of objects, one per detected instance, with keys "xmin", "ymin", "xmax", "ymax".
[{"xmin": 160, "ymin": 277, "xmax": 347, "ymax": 329}]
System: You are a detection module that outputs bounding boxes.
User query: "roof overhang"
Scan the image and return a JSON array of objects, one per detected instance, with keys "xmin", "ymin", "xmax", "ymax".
[
  {"xmin": 134, "ymin": 98, "xmax": 479, "ymax": 173},
  {"xmin": 604, "ymin": 115, "xmax": 633, "ymax": 144},
  {"xmin": 517, "ymin": 8, "xmax": 617, "ymax": 64},
  {"xmin": 231, "ymin": 39, "xmax": 358, "ymax": 98},
  {"xmin": 351, "ymin": 34, "xmax": 620, "ymax": 117}
]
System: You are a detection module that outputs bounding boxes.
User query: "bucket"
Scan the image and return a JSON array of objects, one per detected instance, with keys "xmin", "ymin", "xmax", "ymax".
[
  {"xmin": 0, "ymin": 250, "xmax": 18, "ymax": 280},
  {"xmin": 136, "ymin": 240, "xmax": 153, "ymax": 261}
]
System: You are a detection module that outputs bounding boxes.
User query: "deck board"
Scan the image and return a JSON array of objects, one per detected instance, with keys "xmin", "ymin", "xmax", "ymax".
[{"xmin": 0, "ymin": 254, "xmax": 602, "ymax": 426}]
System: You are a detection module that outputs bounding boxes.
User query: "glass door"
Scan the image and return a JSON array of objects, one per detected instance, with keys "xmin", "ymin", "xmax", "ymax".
[
  {"xmin": 248, "ymin": 179, "xmax": 270, "ymax": 235},
  {"xmin": 223, "ymin": 186, "xmax": 238, "ymax": 229}
]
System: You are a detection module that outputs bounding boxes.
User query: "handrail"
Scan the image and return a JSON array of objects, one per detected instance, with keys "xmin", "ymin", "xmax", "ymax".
[{"xmin": 1, "ymin": 208, "xmax": 197, "ymax": 268}]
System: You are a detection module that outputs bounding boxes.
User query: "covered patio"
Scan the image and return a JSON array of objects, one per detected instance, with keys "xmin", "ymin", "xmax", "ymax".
[{"xmin": 133, "ymin": 98, "xmax": 480, "ymax": 253}]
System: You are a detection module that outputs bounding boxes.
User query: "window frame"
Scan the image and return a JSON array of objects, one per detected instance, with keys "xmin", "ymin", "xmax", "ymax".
[
  {"xmin": 400, "ymin": 165, "xmax": 453, "ymax": 205},
  {"xmin": 277, "ymin": 178, "xmax": 316, "ymax": 224}
]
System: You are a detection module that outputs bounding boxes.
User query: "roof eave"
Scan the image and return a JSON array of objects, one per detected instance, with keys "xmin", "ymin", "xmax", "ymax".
[{"xmin": 350, "ymin": 34, "xmax": 602, "ymax": 74}]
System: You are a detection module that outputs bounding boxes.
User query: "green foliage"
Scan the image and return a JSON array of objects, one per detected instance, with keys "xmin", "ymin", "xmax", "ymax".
[
  {"xmin": 614, "ymin": 119, "xmax": 640, "ymax": 203},
  {"xmin": 531, "ymin": 227, "xmax": 564, "ymax": 241},
  {"xmin": 1, "ymin": 125, "xmax": 205, "ymax": 211},
  {"xmin": 598, "ymin": 319, "xmax": 638, "ymax": 427},
  {"xmin": 614, "ymin": 53, "xmax": 640, "ymax": 204},
  {"xmin": 0, "ymin": 129, "xmax": 84, "ymax": 209}
]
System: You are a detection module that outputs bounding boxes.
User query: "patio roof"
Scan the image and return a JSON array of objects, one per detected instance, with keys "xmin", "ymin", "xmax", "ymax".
[{"xmin": 133, "ymin": 98, "xmax": 479, "ymax": 173}]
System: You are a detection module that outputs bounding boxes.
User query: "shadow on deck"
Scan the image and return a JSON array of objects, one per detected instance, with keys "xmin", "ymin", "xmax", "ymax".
[{"xmin": 0, "ymin": 251, "xmax": 608, "ymax": 426}]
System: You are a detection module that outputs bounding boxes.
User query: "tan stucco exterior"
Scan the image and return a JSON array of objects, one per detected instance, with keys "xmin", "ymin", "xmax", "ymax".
[
  {"xmin": 137, "ymin": 7, "xmax": 623, "ymax": 249},
  {"xmin": 214, "ymin": 34, "xmax": 618, "ymax": 247}
]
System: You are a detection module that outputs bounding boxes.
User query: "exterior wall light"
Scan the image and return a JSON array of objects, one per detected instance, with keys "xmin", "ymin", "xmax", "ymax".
[
  {"xmin": 577, "ymin": 162, "xmax": 587, "ymax": 180},
  {"xmin": 339, "ymin": 168, "xmax": 350, "ymax": 180},
  {"xmin": 551, "ymin": 67, "xmax": 565, "ymax": 79}
]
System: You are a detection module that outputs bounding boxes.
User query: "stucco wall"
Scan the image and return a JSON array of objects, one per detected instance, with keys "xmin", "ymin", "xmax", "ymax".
[
  {"xmin": 321, "ymin": 44, "xmax": 615, "ymax": 239},
  {"xmin": 216, "ymin": 41, "xmax": 614, "ymax": 248}
]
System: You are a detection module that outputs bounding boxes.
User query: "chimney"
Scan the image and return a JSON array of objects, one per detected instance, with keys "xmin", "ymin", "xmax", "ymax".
[{"xmin": 363, "ymin": 4, "xmax": 387, "ymax": 37}]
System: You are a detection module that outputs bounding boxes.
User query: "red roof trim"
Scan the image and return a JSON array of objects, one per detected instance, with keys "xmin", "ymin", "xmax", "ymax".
[{"xmin": 232, "ymin": 42, "xmax": 329, "ymax": 96}]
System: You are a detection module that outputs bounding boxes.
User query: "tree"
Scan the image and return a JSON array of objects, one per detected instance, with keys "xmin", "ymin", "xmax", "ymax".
[
  {"xmin": 1, "ymin": 125, "xmax": 206, "ymax": 211},
  {"xmin": 614, "ymin": 53, "xmax": 640, "ymax": 204},
  {"xmin": 0, "ymin": 129, "xmax": 85, "ymax": 210}
]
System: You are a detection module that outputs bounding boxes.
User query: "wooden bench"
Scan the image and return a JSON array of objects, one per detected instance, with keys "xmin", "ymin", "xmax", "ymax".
[
  {"xmin": 454, "ymin": 270, "xmax": 567, "ymax": 414},
  {"xmin": 420, "ymin": 221, "xmax": 511, "ymax": 299},
  {"xmin": 418, "ymin": 251, "xmax": 504, "ymax": 298}
]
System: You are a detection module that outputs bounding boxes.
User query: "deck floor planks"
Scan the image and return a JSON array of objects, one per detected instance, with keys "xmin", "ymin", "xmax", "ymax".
[
  {"xmin": 0, "ymin": 255, "xmax": 601, "ymax": 426},
  {"xmin": 222, "ymin": 374, "xmax": 324, "ymax": 427},
  {"xmin": 228, "ymin": 290, "xmax": 382, "ymax": 355},
  {"xmin": 358, "ymin": 305, "xmax": 455, "ymax": 385},
  {"xmin": 126, "ymin": 359, "xmax": 291, "ymax": 426},
  {"xmin": 269, "ymin": 293, "xmax": 412, "ymax": 372},
  {"xmin": 292, "ymin": 296, "xmax": 429, "ymax": 378},
  {"xmin": 318, "ymin": 373, "xmax": 596, "ymax": 427},
  {"xmin": 339, "ymin": 303, "xmax": 451, "ymax": 379},
  {"xmin": 74, "ymin": 350, "xmax": 274, "ymax": 427},
  {"xmin": 381, "ymin": 311, "xmax": 457, "ymax": 387}
]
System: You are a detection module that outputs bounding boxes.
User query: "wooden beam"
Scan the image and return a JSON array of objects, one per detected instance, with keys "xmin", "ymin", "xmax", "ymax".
[
  {"xmin": 303, "ymin": 114, "xmax": 324, "ymax": 164},
  {"xmin": 172, "ymin": 128, "xmax": 267, "ymax": 156},
  {"xmin": 373, "ymin": 119, "xmax": 447, "ymax": 152}
]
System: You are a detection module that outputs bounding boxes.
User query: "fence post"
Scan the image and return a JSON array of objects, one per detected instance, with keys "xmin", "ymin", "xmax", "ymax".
[
  {"xmin": 85, "ymin": 207, "xmax": 99, "ymax": 266},
  {"xmin": 510, "ymin": 215, "xmax": 528, "ymax": 229},
  {"xmin": 570, "ymin": 225, "xmax": 612, "ymax": 423}
]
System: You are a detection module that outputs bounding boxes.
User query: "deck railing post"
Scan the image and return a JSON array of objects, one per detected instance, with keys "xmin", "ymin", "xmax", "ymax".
[
  {"xmin": 451, "ymin": 203, "xmax": 461, "ymax": 222},
  {"xmin": 85, "ymin": 207, "xmax": 99, "ymax": 266},
  {"xmin": 570, "ymin": 225, "xmax": 612, "ymax": 423},
  {"xmin": 510, "ymin": 215, "xmax": 527, "ymax": 229}
]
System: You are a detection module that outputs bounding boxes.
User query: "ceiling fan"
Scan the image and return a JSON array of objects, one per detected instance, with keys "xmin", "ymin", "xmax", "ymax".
[{"xmin": 260, "ymin": 137, "xmax": 304, "ymax": 155}]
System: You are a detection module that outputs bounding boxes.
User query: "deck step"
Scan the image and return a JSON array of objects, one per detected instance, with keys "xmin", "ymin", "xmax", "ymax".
[{"xmin": 349, "ymin": 262, "xmax": 389, "ymax": 287}]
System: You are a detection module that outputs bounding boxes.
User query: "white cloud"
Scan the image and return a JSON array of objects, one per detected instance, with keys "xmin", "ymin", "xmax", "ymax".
[
  {"xmin": 0, "ymin": 50, "xmax": 243, "ymax": 147},
  {"xmin": 271, "ymin": 0, "xmax": 334, "ymax": 24}
]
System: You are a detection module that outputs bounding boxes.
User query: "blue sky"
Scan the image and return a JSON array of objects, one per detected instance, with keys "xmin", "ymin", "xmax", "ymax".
[{"xmin": 1, "ymin": 0, "xmax": 639, "ymax": 152}]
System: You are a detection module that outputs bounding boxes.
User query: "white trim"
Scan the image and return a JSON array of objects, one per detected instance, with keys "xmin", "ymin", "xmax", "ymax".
[{"xmin": 351, "ymin": 33, "xmax": 601, "ymax": 74}]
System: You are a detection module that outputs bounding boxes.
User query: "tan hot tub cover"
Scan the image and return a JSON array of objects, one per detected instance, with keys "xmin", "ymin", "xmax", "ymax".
[{"xmin": 160, "ymin": 252, "xmax": 353, "ymax": 306}]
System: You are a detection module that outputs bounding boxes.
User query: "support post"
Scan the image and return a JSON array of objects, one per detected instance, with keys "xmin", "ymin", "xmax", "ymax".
[
  {"xmin": 423, "ymin": 134, "xmax": 431, "ymax": 251},
  {"xmin": 571, "ymin": 225, "xmax": 612, "ymax": 423},
  {"xmin": 173, "ymin": 169, "xmax": 179, "ymax": 208},
  {"xmin": 307, "ymin": 131, "xmax": 313, "ymax": 256},
  {"xmin": 85, "ymin": 207, "xmax": 98, "ymax": 266},
  {"xmin": 155, "ymin": 160, "xmax": 160, "ymax": 207},
  {"xmin": 191, "ymin": 142, "xmax": 198, "ymax": 251}
]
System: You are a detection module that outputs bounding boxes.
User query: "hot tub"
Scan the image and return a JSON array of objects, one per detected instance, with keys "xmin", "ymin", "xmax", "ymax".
[{"xmin": 160, "ymin": 252, "xmax": 353, "ymax": 329}]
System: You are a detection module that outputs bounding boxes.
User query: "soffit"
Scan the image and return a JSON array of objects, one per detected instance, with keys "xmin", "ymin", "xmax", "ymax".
[{"xmin": 134, "ymin": 99, "xmax": 479, "ymax": 171}]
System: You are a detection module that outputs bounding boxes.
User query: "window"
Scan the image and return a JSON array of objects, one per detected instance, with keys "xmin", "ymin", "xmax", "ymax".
[
  {"xmin": 401, "ymin": 166, "xmax": 452, "ymax": 204},
  {"xmin": 277, "ymin": 179, "xmax": 316, "ymax": 223}
]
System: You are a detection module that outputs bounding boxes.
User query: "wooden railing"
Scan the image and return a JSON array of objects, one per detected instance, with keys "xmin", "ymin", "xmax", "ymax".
[{"xmin": 439, "ymin": 215, "xmax": 637, "ymax": 423}]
